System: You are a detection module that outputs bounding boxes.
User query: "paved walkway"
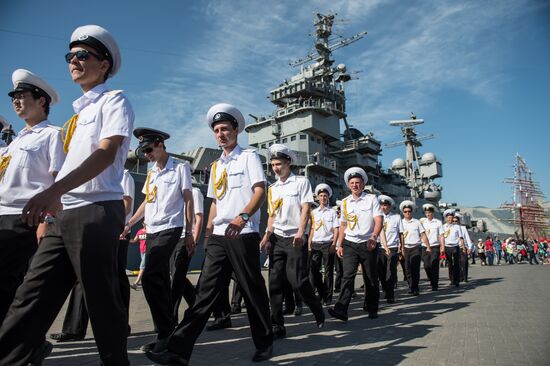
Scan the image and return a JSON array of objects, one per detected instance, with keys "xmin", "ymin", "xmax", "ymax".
[{"xmin": 44, "ymin": 262, "xmax": 549, "ymax": 365}]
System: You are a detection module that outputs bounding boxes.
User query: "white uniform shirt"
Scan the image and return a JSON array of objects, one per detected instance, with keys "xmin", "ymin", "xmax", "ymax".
[
  {"xmin": 460, "ymin": 225, "xmax": 472, "ymax": 247},
  {"xmin": 56, "ymin": 84, "xmax": 134, "ymax": 209},
  {"xmin": 207, "ymin": 145, "xmax": 265, "ymax": 236},
  {"xmin": 143, "ymin": 156, "xmax": 192, "ymax": 234},
  {"xmin": 0, "ymin": 120, "xmax": 65, "ymax": 215},
  {"xmin": 382, "ymin": 212, "xmax": 403, "ymax": 249},
  {"xmin": 181, "ymin": 187, "xmax": 204, "ymax": 238},
  {"xmin": 420, "ymin": 217, "xmax": 443, "ymax": 247},
  {"xmin": 270, "ymin": 173, "xmax": 313, "ymax": 238},
  {"xmin": 310, "ymin": 206, "xmax": 339, "ymax": 243},
  {"xmin": 341, "ymin": 192, "xmax": 383, "ymax": 243},
  {"xmin": 402, "ymin": 218, "xmax": 425, "ymax": 248},
  {"xmin": 443, "ymin": 223, "xmax": 463, "ymax": 246},
  {"xmin": 121, "ymin": 169, "xmax": 135, "ymax": 224}
]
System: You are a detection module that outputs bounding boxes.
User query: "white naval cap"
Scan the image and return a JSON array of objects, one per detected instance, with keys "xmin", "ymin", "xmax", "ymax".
[
  {"xmin": 399, "ymin": 200, "xmax": 416, "ymax": 212},
  {"xmin": 344, "ymin": 167, "xmax": 368, "ymax": 184},
  {"xmin": 443, "ymin": 208, "xmax": 456, "ymax": 217},
  {"xmin": 205, "ymin": 103, "xmax": 245, "ymax": 134},
  {"xmin": 315, "ymin": 183, "xmax": 333, "ymax": 198},
  {"xmin": 454, "ymin": 212, "xmax": 463, "ymax": 219},
  {"xmin": 8, "ymin": 69, "xmax": 59, "ymax": 105},
  {"xmin": 269, "ymin": 143, "xmax": 296, "ymax": 165},
  {"xmin": 422, "ymin": 203, "xmax": 437, "ymax": 212},
  {"xmin": 378, "ymin": 194, "xmax": 395, "ymax": 207},
  {"xmin": 70, "ymin": 25, "xmax": 121, "ymax": 77}
]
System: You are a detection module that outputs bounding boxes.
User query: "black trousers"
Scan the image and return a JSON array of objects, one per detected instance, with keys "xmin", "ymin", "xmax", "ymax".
[
  {"xmin": 0, "ymin": 201, "xmax": 128, "ymax": 366},
  {"xmin": 212, "ymin": 276, "xmax": 232, "ymax": 320},
  {"xmin": 308, "ymin": 241, "xmax": 335, "ymax": 302},
  {"xmin": 170, "ymin": 237, "xmax": 196, "ymax": 322},
  {"xmin": 231, "ymin": 279, "xmax": 243, "ymax": 308},
  {"xmin": 460, "ymin": 249, "xmax": 469, "ymax": 282},
  {"xmin": 404, "ymin": 246, "xmax": 422, "ymax": 292},
  {"xmin": 142, "ymin": 227, "xmax": 182, "ymax": 339},
  {"xmin": 268, "ymin": 234, "xmax": 323, "ymax": 330},
  {"xmin": 334, "ymin": 255, "xmax": 343, "ymax": 291},
  {"xmin": 61, "ymin": 237, "xmax": 130, "ymax": 336},
  {"xmin": 334, "ymin": 239, "xmax": 379, "ymax": 315},
  {"xmin": 0, "ymin": 215, "xmax": 37, "ymax": 326},
  {"xmin": 167, "ymin": 233, "xmax": 272, "ymax": 362},
  {"xmin": 377, "ymin": 247, "xmax": 398, "ymax": 300},
  {"xmin": 445, "ymin": 246, "xmax": 461, "ymax": 285},
  {"xmin": 422, "ymin": 246, "xmax": 440, "ymax": 289}
]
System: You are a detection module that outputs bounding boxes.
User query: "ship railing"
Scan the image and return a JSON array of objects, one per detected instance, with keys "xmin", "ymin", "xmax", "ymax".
[{"xmin": 293, "ymin": 151, "xmax": 336, "ymax": 170}]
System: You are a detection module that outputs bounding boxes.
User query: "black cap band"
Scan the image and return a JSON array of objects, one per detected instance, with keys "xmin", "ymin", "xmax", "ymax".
[
  {"xmin": 347, "ymin": 172, "xmax": 363, "ymax": 181},
  {"xmin": 212, "ymin": 112, "xmax": 238, "ymax": 128},
  {"xmin": 70, "ymin": 36, "xmax": 113, "ymax": 67},
  {"xmin": 380, "ymin": 199, "xmax": 392, "ymax": 204},
  {"xmin": 270, "ymin": 152, "xmax": 291, "ymax": 161},
  {"xmin": 8, "ymin": 82, "xmax": 51, "ymax": 103}
]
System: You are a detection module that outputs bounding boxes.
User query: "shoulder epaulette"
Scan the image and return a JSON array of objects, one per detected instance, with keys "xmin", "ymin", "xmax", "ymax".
[
  {"xmin": 105, "ymin": 90, "xmax": 124, "ymax": 95},
  {"xmin": 46, "ymin": 124, "xmax": 62, "ymax": 131},
  {"xmin": 242, "ymin": 148, "xmax": 257, "ymax": 153}
]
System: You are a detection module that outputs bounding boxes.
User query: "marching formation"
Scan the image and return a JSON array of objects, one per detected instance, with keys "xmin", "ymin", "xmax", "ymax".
[{"xmin": 0, "ymin": 25, "xmax": 471, "ymax": 366}]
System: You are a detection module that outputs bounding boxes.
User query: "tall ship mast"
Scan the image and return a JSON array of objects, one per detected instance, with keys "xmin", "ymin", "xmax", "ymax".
[{"xmin": 245, "ymin": 13, "xmax": 443, "ymax": 205}]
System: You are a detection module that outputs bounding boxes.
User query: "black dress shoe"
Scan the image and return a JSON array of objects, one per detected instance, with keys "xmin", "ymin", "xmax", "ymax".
[
  {"xmin": 431, "ymin": 286, "xmax": 438, "ymax": 291},
  {"xmin": 206, "ymin": 317, "xmax": 232, "ymax": 331},
  {"xmin": 323, "ymin": 298, "xmax": 332, "ymax": 306},
  {"xmin": 140, "ymin": 340, "xmax": 156, "ymax": 352},
  {"xmin": 315, "ymin": 310, "xmax": 325, "ymax": 329},
  {"xmin": 293, "ymin": 305, "xmax": 303, "ymax": 316},
  {"xmin": 350, "ymin": 291, "xmax": 357, "ymax": 299},
  {"xmin": 28, "ymin": 340, "xmax": 53, "ymax": 366},
  {"xmin": 368, "ymin": 312, "xmax": 378, "ymax": 319},
  {"xmin": 230, "ymin": 305, "xmax": 242, "ymax": 314},
  {"xmin": 412, "ymin": 290, "xmax": 420, "ymax": 296},
  {"xmin": 145, "ymin": 350, "xmax": 188, "ymax": 365},
  {"xmin": 49, "ymin": 332, "xmax": 85, "ymax": 342},
  {"xmin": 272, "ymin": 326, "xmax": 286, "ymax": 340},
  {"xmin": 328, "ymin": 307, "xmax": 348, "ymax": 322},
  {"xmin": 252, "ymin": 345, "xmax": 273, "ymax": 362}
]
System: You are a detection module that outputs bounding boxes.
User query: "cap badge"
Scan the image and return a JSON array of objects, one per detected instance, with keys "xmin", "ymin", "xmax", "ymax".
[
  {"xmin": 214, "ymin": 113, "xmax": 221, "ymax": 121},
  {"xmin": 78, "ymin": 34, "xmax": 89, "ymax": 41},
  {"xmin": 139, "ymin": 136, "xmax": 144, "ymax": 142}
]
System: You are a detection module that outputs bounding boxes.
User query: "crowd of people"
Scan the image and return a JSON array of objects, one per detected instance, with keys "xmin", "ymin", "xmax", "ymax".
[
  {"xmin": 470, "ymin": 236, "xmax": 549, "ymax": 266},
  {"xmin": 0, "ymin": 23, "xmax": 546, "ymax": 366}
]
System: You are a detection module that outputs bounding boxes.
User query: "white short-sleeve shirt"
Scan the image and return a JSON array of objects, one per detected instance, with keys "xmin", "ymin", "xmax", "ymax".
[
  {"xmin": 341, "ymin": 192, "xmax": 383, "ymax": 243},
  {"xmin": 121, "ymin": 169, "xmax": 135, "ymax": 224},
  {"xmin": 420, "ymin": 217, "xmax": 443, "ymax": 247},
  {"xmin": 143, "ymin": 156, "xmax": 192, "ymax": 234},
  {"xmin": 181, "ymin": 186, "xmax": 205, "ymax": 238},
  {"xmin": 310, "ymin": 205, "xmax": 339, "ymax": 243},
  {"xmin": 0, "ymin": 120, "xmax": 65, "ymax": 215},
  {"xmin": 382, "ymin": 212, "xmax": 403, "ymax": 248},
  {"xmin": 207, "ymin": 145, "xmax": 265, "ymax": 236},
  {"xmin": 269, "ymin": 173, "xmax": 314, "ymax": 238},
  {"xmin": 402, "ymin": 218, "xmax": 425, "ymax": 248},
  {"xmin": 443, "ymin": 223, "xmax": 463, "ymax": 246},
  {"xmin": 460, "ymin": 225, "xmax": 472, "ymax": 246},
  {"xmin": 56, "ymin": 84, "xmax": 134, "ymax": 209}
]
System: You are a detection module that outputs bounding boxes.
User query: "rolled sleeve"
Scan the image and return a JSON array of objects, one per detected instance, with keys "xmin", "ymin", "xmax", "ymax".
[
  {"xmin": 99, "ymin": 95, "xmax": 133, "ymax": 141},
  {"xmin": 48, "ymin": 129, "xmax": 65, "ymax": 175},
  {"xmin": 247, "ymin": 153, "xmax": 266, "ymax": 187}
]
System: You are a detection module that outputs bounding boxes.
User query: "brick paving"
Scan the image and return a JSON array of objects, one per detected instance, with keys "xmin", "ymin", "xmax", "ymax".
[{"xmin": 43, "ymin": 262, "xmax": 549, "ymax": 365}]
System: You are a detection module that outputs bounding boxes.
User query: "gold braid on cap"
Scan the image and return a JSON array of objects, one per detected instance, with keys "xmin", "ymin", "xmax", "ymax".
[
  {"xmin": 0, "ymin": 155, "xmax": 11, "ymax": 181},
  {"xmin": 267, "ymin": 187, "xmax": 283, "ymax": 217},
  {"xmin": 342, "ymin": 199, "xmax": 358, "ymax": 230},
  {"xmin": 62, "ymin": 114, "xmax": 78, "ymax": 154},
  {"xmin": 312, "ymin": 213, "xmax": 324, "ymax": 231},
  {"xmin": 211, "ymin": 161, "xmax": 227, "ymax": 200},
  {"xmin": 145, "ymin": 170, "xmax": 157, "ymax": 203}
]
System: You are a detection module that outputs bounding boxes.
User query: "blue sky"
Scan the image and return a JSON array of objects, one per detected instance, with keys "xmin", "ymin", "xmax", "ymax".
[{"xmin": 1, "ymin": 0, "xmax": 549, "ymax": 208}]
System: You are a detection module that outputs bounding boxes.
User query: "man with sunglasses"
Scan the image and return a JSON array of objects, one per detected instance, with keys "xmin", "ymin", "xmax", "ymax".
[
  {"xmin": 147, "ymin": 103, "xmax": 273, "ymax": 365},
  {"xmin": 0, "ymin": 69, "xmax": 63, "ymax": 328},
  {"xmin": 420, "ymin": 203, "xmax": 444, "ymax": 291},
  {"xmin": 453, "ymin": 213, "xmax": 472, "ymax": 282},
  {"xmin": 377, "ymin": 195, "xmax": 403, "ymax": 303},
  {"xmin": 121, "ymin": 127, "xmax": 194, "ymax": 353},
  {"xmin": 0, "ymin": 25, "xmax": 134, "ymax": 366},
  {"xmin": 442, "ymin": 209, "xmax": 465, "ymax": 287},
  {"xmin": 400, "ymin": 201, "xmax": 430, "ymax": 296},
  {"xmin": 328, "ymin": 167, "xmax": 383, "ymax": 321}
]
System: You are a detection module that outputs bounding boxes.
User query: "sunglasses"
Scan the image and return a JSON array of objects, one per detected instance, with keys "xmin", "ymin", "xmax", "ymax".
[
  {"xmin": 143, "ymin": 146, "xmax": 154, "ymax": 154},
  {"xmin": 403, "ymin": 210, "xmax": 412, "ymax": 213},
  {"xmin": 65, "ymin": 49, "xmax": 102, "ymax": 63}
]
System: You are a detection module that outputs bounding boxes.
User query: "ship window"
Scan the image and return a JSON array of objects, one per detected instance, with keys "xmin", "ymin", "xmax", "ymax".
[
  {"xmin": 269, "ymin": 142, "xmax": 274, "ymax": 147},
  {"xmin": 291, "ymin": 135, "xmax": 296, "ymax": 141},
  {"xmin": 300, "ymin": 134, "xmax": 307, "ymax": 140},
  {"xmin": 282, "ymin": 138, "xmax": 288, "ymax": 143},
  {"xmin": 317, "ymin": 138, "xmax": 321, "ymax": 144},
  {"xmin": 261, "ymin": 144, "xmax": 266, "ymax": 149}
]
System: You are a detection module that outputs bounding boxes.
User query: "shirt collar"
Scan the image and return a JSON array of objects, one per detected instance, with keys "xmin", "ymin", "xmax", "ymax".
[
  {"xmin": 315, "ymin": 205, "xmax": 329, "ymax": 213},
  {"xmin": 275, "ymin": 172, "xmax": 296, "ymax": 186},
  {"xmin": 219, "ymin": 144, "xmax": 242, "ymax": 163},
  {"xmin": 348, "ymin": 192, "xmax": 366, "ymax": 202},
  {"xmin": 18, "ymin": 120, "xmax": 49, "ymax": 135},
  {"xmin": 152, "ymin": 155, "xmax": 174, "ymax": 173},
  {"xmin": 72, "ymin": 83, "xmax": 108, "ymax": 114}
]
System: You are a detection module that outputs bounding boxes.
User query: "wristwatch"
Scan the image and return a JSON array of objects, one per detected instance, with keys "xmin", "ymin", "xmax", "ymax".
[{"xmin": 239, "ymin": 213, "xmax": 250, "ymax": 223}]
